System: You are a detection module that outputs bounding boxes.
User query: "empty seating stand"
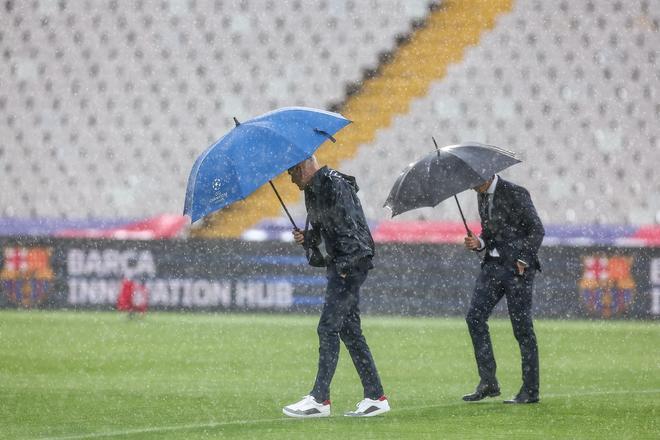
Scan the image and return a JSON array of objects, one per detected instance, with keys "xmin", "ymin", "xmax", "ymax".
[
  {"xmin": 0, "ymin": 0, "xmax": 431, "ymax": 219},
  {"xmin": 339, "ymin": 0, "xmax": 660, "ymax": 225}
]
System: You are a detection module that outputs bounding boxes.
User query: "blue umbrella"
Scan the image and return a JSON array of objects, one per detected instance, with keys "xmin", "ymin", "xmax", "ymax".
[{"xmin": 183, "ymin": 107, "xmax": 351, "ymax": 224}]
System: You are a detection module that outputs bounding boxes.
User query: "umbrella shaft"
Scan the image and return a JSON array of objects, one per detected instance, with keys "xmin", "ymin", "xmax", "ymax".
[
  {"xmin": 454, "ymin": 195, "xmax": 471, "ymax": 235},
  {"xmin": 269, "ymin": 181, "xmax": 299, "ymax": 230}
]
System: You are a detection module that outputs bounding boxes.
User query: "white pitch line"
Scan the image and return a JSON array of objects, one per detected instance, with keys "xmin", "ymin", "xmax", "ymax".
[
  {"xmin": 35, "ymin": 418, "xmax": 295, "ymax": 440},
  {"xmin": 35, "ymin": 389, "xmax": 660, "ymax": 440}
]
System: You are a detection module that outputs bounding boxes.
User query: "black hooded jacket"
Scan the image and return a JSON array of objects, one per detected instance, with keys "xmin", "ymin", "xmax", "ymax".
[{"xmin": 303, "ymin": 166, "xmax": 375, "ymax": 274}]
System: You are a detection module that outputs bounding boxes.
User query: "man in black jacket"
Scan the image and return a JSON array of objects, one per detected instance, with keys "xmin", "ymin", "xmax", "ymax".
[
  {"xmin": 463, "ymin": 174, "xmax": 545, "ymax": 404},
  {"xmin": 282, "ymin": 155, "xmax": 389, "ymax": 418}
]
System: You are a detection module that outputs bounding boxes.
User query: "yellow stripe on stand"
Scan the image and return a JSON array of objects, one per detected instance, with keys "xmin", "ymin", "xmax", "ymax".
[{"xmin": 192, "ymin": 0, "xmax": 513, "ymax": 238}]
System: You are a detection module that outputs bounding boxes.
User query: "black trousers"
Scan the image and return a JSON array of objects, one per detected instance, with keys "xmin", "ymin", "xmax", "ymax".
[
  {"xmin": 310, "ymin": 266, "xmax": 384, "ymax": 402},
  {"xmin": 466, "ymin": 259, "xmax": 539, "ymax": 395}
]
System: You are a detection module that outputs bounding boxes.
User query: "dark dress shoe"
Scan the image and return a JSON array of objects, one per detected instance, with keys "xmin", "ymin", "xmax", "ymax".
[
  {"xmin": 462, "ymin": 384, "xmax": 501, "ymax": 402},
  {"xmin": 503, "ymin": 392, "xmax": 539, "ymax": 404}
]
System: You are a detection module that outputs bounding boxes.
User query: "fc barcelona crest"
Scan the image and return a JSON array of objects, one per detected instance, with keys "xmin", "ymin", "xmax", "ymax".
[
  {"xmin": 1, "ymin": 246, "xmax": 55, "ymax": 308},
  {"xmin": 578, "ymin": 255, "xmax": 636, "ymax": 318}
]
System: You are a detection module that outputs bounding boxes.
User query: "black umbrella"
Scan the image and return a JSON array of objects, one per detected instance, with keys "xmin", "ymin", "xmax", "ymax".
[{"xmin": 384, "ymin": 139, "xmax": 521, "ymax": 234}]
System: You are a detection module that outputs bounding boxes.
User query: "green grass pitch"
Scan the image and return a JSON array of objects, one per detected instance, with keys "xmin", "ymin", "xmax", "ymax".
[{"xmin": 0, "ymin": 311, "xmax": 658, "ymax": 439}]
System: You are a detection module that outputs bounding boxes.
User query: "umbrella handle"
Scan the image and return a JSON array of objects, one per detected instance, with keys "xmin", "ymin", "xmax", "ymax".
[{"xmin": 269, "ymin": 181, "xmax": 299, "ymax": 230}]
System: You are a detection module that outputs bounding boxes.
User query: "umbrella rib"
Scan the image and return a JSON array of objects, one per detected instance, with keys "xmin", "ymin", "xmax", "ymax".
[
  {"xmin": 215, "ymin": 125, "xmax": 314, "ymax": 200},
  {"xmin": 478, "ymin": 143, "xmax": 517, "ymax": 157},
  {"xmin": 444, "ymin": 150, "xmax": 511, "ymax": 179},
  {"xmin": 240, "ymin": 123, "xmax": 317, "ymax": 172},
  {"xmin": 185, "ymin": 143, "xmax": 220, "ymax": 215},
  {"xmin": 444, "ymin": 142, "xmax": 517, "ymax": 158}
]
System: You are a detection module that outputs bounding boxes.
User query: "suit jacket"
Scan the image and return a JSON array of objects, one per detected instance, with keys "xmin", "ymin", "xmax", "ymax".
[{"xmin": 477, "ymin": 178, "xmax": 545, "ymax": 271}]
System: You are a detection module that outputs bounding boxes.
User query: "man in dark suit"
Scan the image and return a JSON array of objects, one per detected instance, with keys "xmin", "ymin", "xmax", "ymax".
[{"xmin": 463, "ymin": 174, "xmax": 545, "ymax": 404}]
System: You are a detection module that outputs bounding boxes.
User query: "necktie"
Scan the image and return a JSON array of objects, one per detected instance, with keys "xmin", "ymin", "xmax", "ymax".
[
  {"xmin": 478, "ymin": 193, "xmax": 487, "ymax": 220},
  {"xmin": 480, "ymin": 193, "xmax": 492, "ymax": 220}
]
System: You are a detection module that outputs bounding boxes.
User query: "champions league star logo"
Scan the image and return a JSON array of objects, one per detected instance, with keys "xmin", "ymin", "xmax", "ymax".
[
  {"xmin": 1, "ymin": 246, "xmax": 55, "ymax": 308},
  {"xmin": 210, "ymin": 178, "xmax": 228, "ymax": 204},
  {"xmin": 578, "ymin": 255, "xmax": 636, "ymax": 318}
]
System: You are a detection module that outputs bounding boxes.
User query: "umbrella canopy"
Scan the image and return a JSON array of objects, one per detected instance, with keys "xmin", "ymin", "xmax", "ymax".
[
  {"xmin": 384, "ymin": 141, "xmax": 521, "ymax": 218},
  {"xmin": 184, "ymin": 107, "xmax": 351, "ymax": 223}
]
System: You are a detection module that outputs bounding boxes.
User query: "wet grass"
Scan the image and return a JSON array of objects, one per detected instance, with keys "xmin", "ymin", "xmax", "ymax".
[{"xmin": 0, "ymin": 311, "xmax": 658, "ymax": 439}]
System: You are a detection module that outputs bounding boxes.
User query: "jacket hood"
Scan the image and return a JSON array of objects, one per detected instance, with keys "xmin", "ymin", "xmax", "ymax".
[{"xmin": 308, "ymin": 166, "xmax": 359, "ymax": 193}]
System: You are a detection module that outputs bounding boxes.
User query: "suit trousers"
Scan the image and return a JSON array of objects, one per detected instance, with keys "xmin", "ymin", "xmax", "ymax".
[
  {"xmin": 310, "ymin": 266, "xmax": 384, "ymax": 402},
  {"xmin": 466, "ymin": 260, "xmax": 539, "ymax": 395}
]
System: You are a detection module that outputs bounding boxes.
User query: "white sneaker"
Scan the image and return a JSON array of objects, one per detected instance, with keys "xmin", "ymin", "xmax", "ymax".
[
  {"xmin": 344, "ymin": 396, "xmax": 390, "ymax": 417},
  {"xmin": 282, "ymin": 395, "xmax": 331, "ymax": 418}
]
